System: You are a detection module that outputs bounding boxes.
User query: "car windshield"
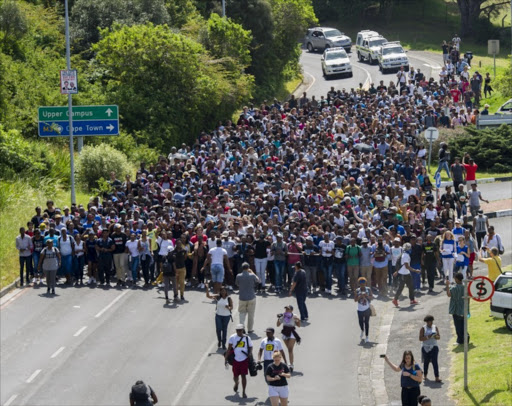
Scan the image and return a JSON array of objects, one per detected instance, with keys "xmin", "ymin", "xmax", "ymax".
[
  {"xmin": 326, "ymin": 51, "xmax": 347, "ymax": 60},
  {"xmin": 500, "ymin": 101, "xmax": 512, "ymax": 111},
  {"xmin": 495, "ymin": 277, "xmax": 512, "ymax": 293},
  {"xmin": 324, "ymin": 29, "xmax": 342, "ymax": 38},
  {"xmin": 369, "ymin": 39, "xmax": 387, "ymax": 47},
  {"xmin": 383, "ymin": 47, "xmax": 403, "ymax": 55}
]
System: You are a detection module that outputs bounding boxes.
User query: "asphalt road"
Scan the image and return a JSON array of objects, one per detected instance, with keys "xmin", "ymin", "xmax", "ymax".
[{"xmin": 299, "ymin": 48, "xmax": 443, "ymax": 98}]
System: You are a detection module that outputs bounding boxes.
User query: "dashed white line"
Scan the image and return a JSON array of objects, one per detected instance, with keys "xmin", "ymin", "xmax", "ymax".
[
  {"xmin": 4, "ymin": 394, "xmax": 18, "ymax": 406},
  {"xmin": 50, "ymin": 346, "xmax": 65, "ymax": 358},
  {"xmin": 73, "ymin": 326, "xmax": 87, "ymax": 337},
  {"xmin": 26, "ymin": 369, "xmax": 42, "ymax": 383},
  {"xmin": 94, "ymin": 291, "xmax": 129, "ymax": 318}
]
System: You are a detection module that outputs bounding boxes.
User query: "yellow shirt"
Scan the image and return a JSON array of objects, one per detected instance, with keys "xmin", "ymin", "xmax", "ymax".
[
  {"xmin": 328, "ymin": 188, "xmax": 344, "ymax": 204},
  {"xmin": 481, "ymin": 256, "xmax": 502, "ymax": 282},
  {"xmin": 148, "ymin": 230, "xmax": 157, "ymax": 251}
]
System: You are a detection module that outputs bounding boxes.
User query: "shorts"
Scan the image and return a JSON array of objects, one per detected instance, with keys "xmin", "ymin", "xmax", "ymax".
[
  {"xmin": 469, "ymin": 252, "xmax": 476, "ymax": 266},
  {"xmin": 232, "ymin": 358, "xmax": 249, "ymax": 377},
  {"xmin": 211, "ymin": 264, "xmax": 224, "ymax": 283},
  {"xmin": 268, "ymin": 385, "xmax": 289, "ymax": 398}
]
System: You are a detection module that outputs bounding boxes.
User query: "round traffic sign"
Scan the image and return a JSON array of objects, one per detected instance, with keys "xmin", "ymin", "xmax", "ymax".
[
  {"xmin": 468, "ymin": 276, "xmax": 495, "ymax": 302},
  {"xmin": 424, "ymin": 127, "xmax": 439, "ymax": 141}
]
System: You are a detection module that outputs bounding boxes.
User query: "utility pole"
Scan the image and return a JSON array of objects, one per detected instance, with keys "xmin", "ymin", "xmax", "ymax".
[
  {"xmin": 222, "ymin": 0, "xmax": 226, "ymax": 17},
  {"xmin": 64, "ymin": 0, "xmax": 76, "ymax": 205}
]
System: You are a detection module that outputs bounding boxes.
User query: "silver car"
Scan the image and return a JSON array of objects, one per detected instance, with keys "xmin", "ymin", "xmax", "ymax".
[{"xmin": 305, "ymin": 27, "xmax": 352, "ymax": 53}]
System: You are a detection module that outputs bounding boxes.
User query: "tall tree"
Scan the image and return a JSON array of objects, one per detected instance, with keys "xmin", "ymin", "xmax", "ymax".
[{"xmin": 457, "ymin": 0, "xmax": 510, "ymax": 37}]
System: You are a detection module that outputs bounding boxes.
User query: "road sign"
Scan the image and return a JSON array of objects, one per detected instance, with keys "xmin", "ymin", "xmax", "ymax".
[
  {"xmin": 435, "ymin": 172, "xmax": 441, "ymax": 188},
  {"xmin": 60, "ymin": 69, "xmax": 78, "ymax": 94},
  {"xmin": 468, "ymin": 276, "xmax": 495, "ymax": 302},
  {"xmin": 38, "ymin": 105, "xmax": 119, "ymax": 137},
  {"xmin": 38, "ymin": 120, "xmax": 119, "ymax": 137},
  {"xmin": 488, "ymin": 40, "xmax": 499, "ymax": 55},
  {"xmin": 424, "ymin": 127, "xmax": 439, "ymax": 141}
]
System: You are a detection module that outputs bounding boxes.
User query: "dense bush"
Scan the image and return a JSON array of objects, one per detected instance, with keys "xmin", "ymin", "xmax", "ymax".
[
  {"xmin": 76, "ymin": 144, "xmax": 133, "ymax": 190},
  {"xmin": 448, "ymin": 125, "xmax": 512, "ymax": 173}
]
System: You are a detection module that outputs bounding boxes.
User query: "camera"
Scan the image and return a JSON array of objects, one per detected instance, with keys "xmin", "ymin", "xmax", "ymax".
[
  {"xmin": 256, "ymin": 362, "xmax": 263, "ymax": 371},
  {"xmin": 277, "ymin": 314, "xmax": 283, "ymax": 318}
]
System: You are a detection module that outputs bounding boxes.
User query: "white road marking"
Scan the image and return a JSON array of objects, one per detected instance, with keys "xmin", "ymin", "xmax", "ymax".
[
  {"xmin": 26, "ymin": 369, "xmax": 42, "ymax": 383},
  {"xmin": 172, "ymin": 308, "xmax": 240, "ymax": 405},
  {"xmin": 73, "ymin": 305, "xmax": 80, "ymax": 308},
  {"xmin": 94, "ymin": 291, "xmax": 128, "ymax": 318},
  {"xmin": 4, "ymin": 394, "xmax": 18, "ymax": 406},
  {"xmin": 352, "ymin": 63, "xmax": 372, "ymax": 90},
  {"xmin": 50, "ymin": 346, "xmax": 65, "ymax": 358},
  {"xmin": 73, "ymin": 326, "xmax": 87, "ymax": 337},
  {"xmin": 423, "ymin": 63, "xmax": 442, "ymax": 69},
  {"xmin": 303, "ymin": 70, "xmax": 316, "ymax": 94}
]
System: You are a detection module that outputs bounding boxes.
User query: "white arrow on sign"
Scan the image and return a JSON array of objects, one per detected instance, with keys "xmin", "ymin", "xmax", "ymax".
[
  {"xmin": 106, "ymin": 124, "xmax": 115, "ymax": 131},
  {"xmin": 105, "ymin": 108, "xmax": 113, "ymax": 117}
]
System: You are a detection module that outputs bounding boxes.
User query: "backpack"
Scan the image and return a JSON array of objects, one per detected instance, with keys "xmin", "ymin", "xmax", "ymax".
[
  {"xmin": 162, "ymin": 255, "xmax": 175, "ymax": 277},
  {"xmin": 131, "ymin": 382, "xmax": 149, "ymax": 402}
]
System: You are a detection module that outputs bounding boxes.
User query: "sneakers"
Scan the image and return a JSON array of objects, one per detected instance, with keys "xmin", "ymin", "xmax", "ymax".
[
  {"xmin": 227, "ymin": 285, "xmax": 233, "ymax": 291},
  {"xmin": 392, "ymin": 299, "xmax": 400, "ymax": 308},
  {"xmin": 289, "ymin": 364, "xmax": 294, "ymax": 373},
  {"xmin": 365, "ymin": 336, "xmax": 369, "ymax": 343},
  {"xmin": 410, "ymin": 300, "xmax": 420, "ymax": 305},
  {"xmin": 360, "ymin": 330, "xmax": 364, "ymax": 339}
]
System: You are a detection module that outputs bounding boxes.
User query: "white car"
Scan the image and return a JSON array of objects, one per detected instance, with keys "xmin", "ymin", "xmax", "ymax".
[
  {"xmin": 497, "ymin": 98, "xmax": 512, "ymax": 114},
  {"xmin": 490, "ymin": 272, "xmax": 512, "ymax": 331},
  {"xmin": 378, "ymin": 41, "xmax": 409, "ymax": 73},
  {"xmin": 356, "ymin": 31, "xmax": 387, "ymax": 65},
  {"xmin": 321, "ymin": 48, "xmax": 353, "ymax": 78}
]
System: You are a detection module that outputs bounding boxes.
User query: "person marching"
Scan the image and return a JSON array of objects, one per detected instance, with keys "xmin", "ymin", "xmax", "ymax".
[
  {"xmin": 225, "ymin": 324, "xmax": 253, "ymax": 399},
  {"xmin": 355, "ymin": 277, "xmax": 373, "ymax": 343},
  {"xmin": 419, "ymin": 315, "xmax": 442, "ymax": 383},
  {"xmin": 258, "ymin": 327, "xmax": 287, "ymax": 381},
  {"xmin": 266, "ymin": 351, "xmax": 291, "ymax": 406},
  {"xmin": 392, "ymin": 243, "xmax": 420, "ymax": 308},
  {"xmin": 384, "ymin": 350, "xmax": 423, "ymax": 406},
  {"xmin": 206, "ymin": 286, "xmax": 233, "ymax": 350},
  {"xmin": 276, "ymin": 305, "xmax": 301, "ymax": 373}
]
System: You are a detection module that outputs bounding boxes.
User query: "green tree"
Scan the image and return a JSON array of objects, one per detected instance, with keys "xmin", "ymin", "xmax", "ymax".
[
  {"xmin": 93, "ymin": 23, "xmax": 251, "ymax": 149},
  {"xmin": 164, "ymin": 0, "xmax": 197, "ymax": 27},
  {"xmin": 456, "ymin": 0, "xmax": 510, "ymax": 37},
  {"xmin": 0, "ymin": 0, "xmax": 28, "ymax": 55}
]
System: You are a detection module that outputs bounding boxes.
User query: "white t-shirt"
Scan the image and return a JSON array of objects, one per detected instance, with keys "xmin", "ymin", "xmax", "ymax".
[
  {"xmin": 260, "ymin": 337, "xmax": 284, "ymax": 361},
  {"xmin": 228, "ymin": 334, "xmax": 253, "ymax": 362},
  {"xmin": 319, "ymin": 240, "xmax": 334, "ymax": 257},
  {"xmin": 157, "ymin": 238, "xmax": 174, "ymax": 256},
  {"xmin": 126, "ymin": 240, "xmax": 140, "ymax": 257},
  {"xmin": 75, "ymin": 240, "xmax": 85, "ymax": 257},
  {"xmin": 209, "ymin": 246, "xmax": 227, "ymax": 265},
  {"xmin": 398, "ymin": 252, "xmax": 411, "ymax": 275}
]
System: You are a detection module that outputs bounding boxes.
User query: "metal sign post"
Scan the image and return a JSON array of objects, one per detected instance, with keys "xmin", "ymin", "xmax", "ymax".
[
  {"xmin": 488, "ymin": 40, "xmax": 500, "ymax": 80},
  {"xmin": 64, "ymin": 0, "xmax": 75, "ymax": 205},
  {"xmin": 424, "ymin": 127, "xmax": 439, "ymax": 173},
  {"xmin": 463, "ymin": 278, "xmax": 469, "ymax": 390}
]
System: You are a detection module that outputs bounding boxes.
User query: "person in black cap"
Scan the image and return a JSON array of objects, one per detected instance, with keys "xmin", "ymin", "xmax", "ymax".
[{"xmin": 258, "ymin": 327, "xmax": 287, "ymax": 382}]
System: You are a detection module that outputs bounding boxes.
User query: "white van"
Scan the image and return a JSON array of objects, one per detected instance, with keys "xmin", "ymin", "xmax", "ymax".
[
  {"xmin": 491, "ymin": 272, "xmax": 512, "ymax": 331},
  {"xmin": 356, "ymin": 30, "xmax": 387, "ymax": 65}
]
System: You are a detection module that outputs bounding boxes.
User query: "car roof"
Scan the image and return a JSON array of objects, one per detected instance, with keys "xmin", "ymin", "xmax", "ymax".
[
  {"xmin": 324, "ymin": 47, "xmax": 347, "ymax": 53},
  {"xmin": 310, "ymin": 27, "xmax": 340, "ymax": 32},
  {"xmin": 381, "ymin": 41, "xmax": 403, "ymax": 48}
]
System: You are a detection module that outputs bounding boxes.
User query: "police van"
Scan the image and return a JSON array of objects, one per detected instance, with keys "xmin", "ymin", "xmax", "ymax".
[{"xmin": 356, "ymin": 30, "xmax": 387, "ymax": 65}]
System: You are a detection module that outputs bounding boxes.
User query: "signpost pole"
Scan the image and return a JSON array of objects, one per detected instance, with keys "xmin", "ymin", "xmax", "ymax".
[
  {"xmin": 493, "ymin": 52, "xmax": 496, "ymax": 80},
  {"xmin": 64, "ymin": 0, "xmax": 76, "ymax": 205},
  {"xmin": 427, "ymin": 131, "xmax": 433, "ymax": 174},
  {"xmin": 463, "ymin": 278, "xmax": 469, "ymax": 390}
]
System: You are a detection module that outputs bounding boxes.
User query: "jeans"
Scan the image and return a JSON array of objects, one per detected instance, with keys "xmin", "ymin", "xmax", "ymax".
[
  {"xmin": 422, "ymin": 346, "xmax": 439, "ymax": 378},
  {"xmin": 401, "ymin": 386, "xmax": 420, "ymax": 406},
  {"xmin": 425, "ymin": 261, "xmax": 436, "ymax": 290},
  {"xmin": 163, "ymin": 274, "xmax": 177, "ymax": 299},
  {"xmin": 61, "ymin": 255, "xmax": 73, "ymax": 276},
  {"xmin": 358, "ymin": 308, "xmax": 371, "ymax": 336},
  {"xmin": 435, "ymin": 160, "xmax": 450, "ymax": 179},
  {"xmin": 211, "ymin": 264, "xmax": 224, "ymax": 283},
  {"xmin": 215, "ymin": 314, "xmax": 231, "ymax": 347},
  {"xmin": 98, "ymin": 257, "xmax": 112, "ymax": 284},
  {"xmin": 274, "ymin": 260, "xmax": 285, "ymax": 289},
  {"xmin": 296, "ymin": 292, "xmax": 308, "ymax": 320},
  {"xmin": 411, "ymin": 264, "xmax": 421, "ymax": 289},
  {"xmin": 286, "ymin": 263, "xmax": 295, "ymax": 287},
  {"xmin": 452, "ymin": 314, "xmax": 467, "ymax": 344},
  {"xmin": 74, "ymin": 255, "xmax": 85, "ymax": 281},
  {"xmin": 33, "ymin": 252, "xmax": 41, "ymax": 277},
  {"xmin": 254, "ymin": 258, "xmax": 267, "ymax": 287},
  {"xmin": 394, "ymin": 274, "xmax": 414, "ymax": 301},
  {"xmin": 333, "ymin": 262, "xmax": 346, "ymax": 291},
  {"xmin": 19, "ymin": 256, "xmax": 33, "ymax": 285},
  {"xmin": 321, "ymin": 257, "xmax": 333, "ymax": 290},
  {"xmin": 130, "ymin": 256, "xmax": 140, "ymax": 281},
  {"xmin": 141, "ymin": 256, "xmax": 151, "ymax": 284}
]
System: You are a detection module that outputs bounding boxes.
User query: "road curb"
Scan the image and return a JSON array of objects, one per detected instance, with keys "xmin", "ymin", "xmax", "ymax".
[
  {"xmin": 486, "ymin": 208, "xmax": 512, "ymax": 219},
  {"xmin": 439, "ymin": 176, "xmax": 512, "ymax": 188},
  {"xmin": 0, "ymin": 278, "xmax": 20, "ymax": 299}
]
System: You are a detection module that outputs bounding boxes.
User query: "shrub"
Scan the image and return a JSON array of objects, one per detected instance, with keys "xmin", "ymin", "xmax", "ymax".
[{"xmin": 76, "ymin": 144, "xmax": 133, "ymax": 190}]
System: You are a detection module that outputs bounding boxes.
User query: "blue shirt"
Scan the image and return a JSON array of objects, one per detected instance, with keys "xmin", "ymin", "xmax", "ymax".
[
  {"xmin": 456, "ymin": 245, "xmax": 469, "ymax": 266},
  {"xmin": 400, "ymin": 363, "xmax": 421, "ymax": 388}
]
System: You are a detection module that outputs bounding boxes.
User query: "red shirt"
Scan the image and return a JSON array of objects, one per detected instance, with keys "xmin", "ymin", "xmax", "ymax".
[
  {"xmin": 463, "ymin": 163, "xmax": 477, "ymax": 181},
  {"xmin": 450, "ymin": 89, "xmax": 461, "ymax": 103}
]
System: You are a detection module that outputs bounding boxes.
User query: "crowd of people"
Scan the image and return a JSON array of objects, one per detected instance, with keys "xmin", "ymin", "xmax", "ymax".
[{"xmin": 15, "ymin": 50, "xmax": 506, "ymax": 405}]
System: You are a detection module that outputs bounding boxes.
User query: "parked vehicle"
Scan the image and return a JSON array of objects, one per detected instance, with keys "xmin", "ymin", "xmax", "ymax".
[
  {"xmin": 321, "ymin": 47, "xmax": 353, "ymax": 78},
  {"xmin": 377, "ymin": 41, "xmax": 409, "ymax": 73},
  {"xmin": 305, "ymin": 27, "xmax": 352, "ymax": 53},
  {"xmin": 356, "ymin": 30, "xmax": 387, "ymax": 65},
  {"xmin": 497, "ymin": 98, "xmax": 512, "ymax": 114},
  {"xmin": 490, "ymin": 272, "xmax": 512, "ymax": 331}
]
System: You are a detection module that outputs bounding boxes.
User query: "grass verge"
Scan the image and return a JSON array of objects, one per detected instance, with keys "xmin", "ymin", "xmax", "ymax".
[
  {"xmin": 427, "ymin": 164, "xmax": 512, "ymax": 181},
  {"xmin": 450, "ymin": 274, "xmax": 512, "ymax": 405},
  {"xmin": 0, "ymin": 180, "xmax": 91, "ymax": 289}
]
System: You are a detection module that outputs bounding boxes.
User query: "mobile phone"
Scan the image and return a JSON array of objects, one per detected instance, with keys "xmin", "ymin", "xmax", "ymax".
[{"xmin": 380, "ymin": 354, "xmax": 386, "ymax": 358}]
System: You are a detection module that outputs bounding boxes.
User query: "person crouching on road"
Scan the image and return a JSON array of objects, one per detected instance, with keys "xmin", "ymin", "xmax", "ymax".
[
  {"xmin": 355, "ymin": 277, "xmax": 373, "ymax": 343},
  {"xmin": 266, "ymin": 351, "xmax": 291, "ymax": 406},
  {"xmin": 225, "ymin": 324, "xmax": 253, "ymax": 399},
  {"xmin": 258, "ymin": 327, "xmax": 287, "ymax": 382}
]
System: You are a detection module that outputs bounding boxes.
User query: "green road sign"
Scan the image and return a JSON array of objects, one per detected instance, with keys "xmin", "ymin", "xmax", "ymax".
[{"xmin": 38, "ymin": 105, "xmax": 118, "ymax": 121}]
